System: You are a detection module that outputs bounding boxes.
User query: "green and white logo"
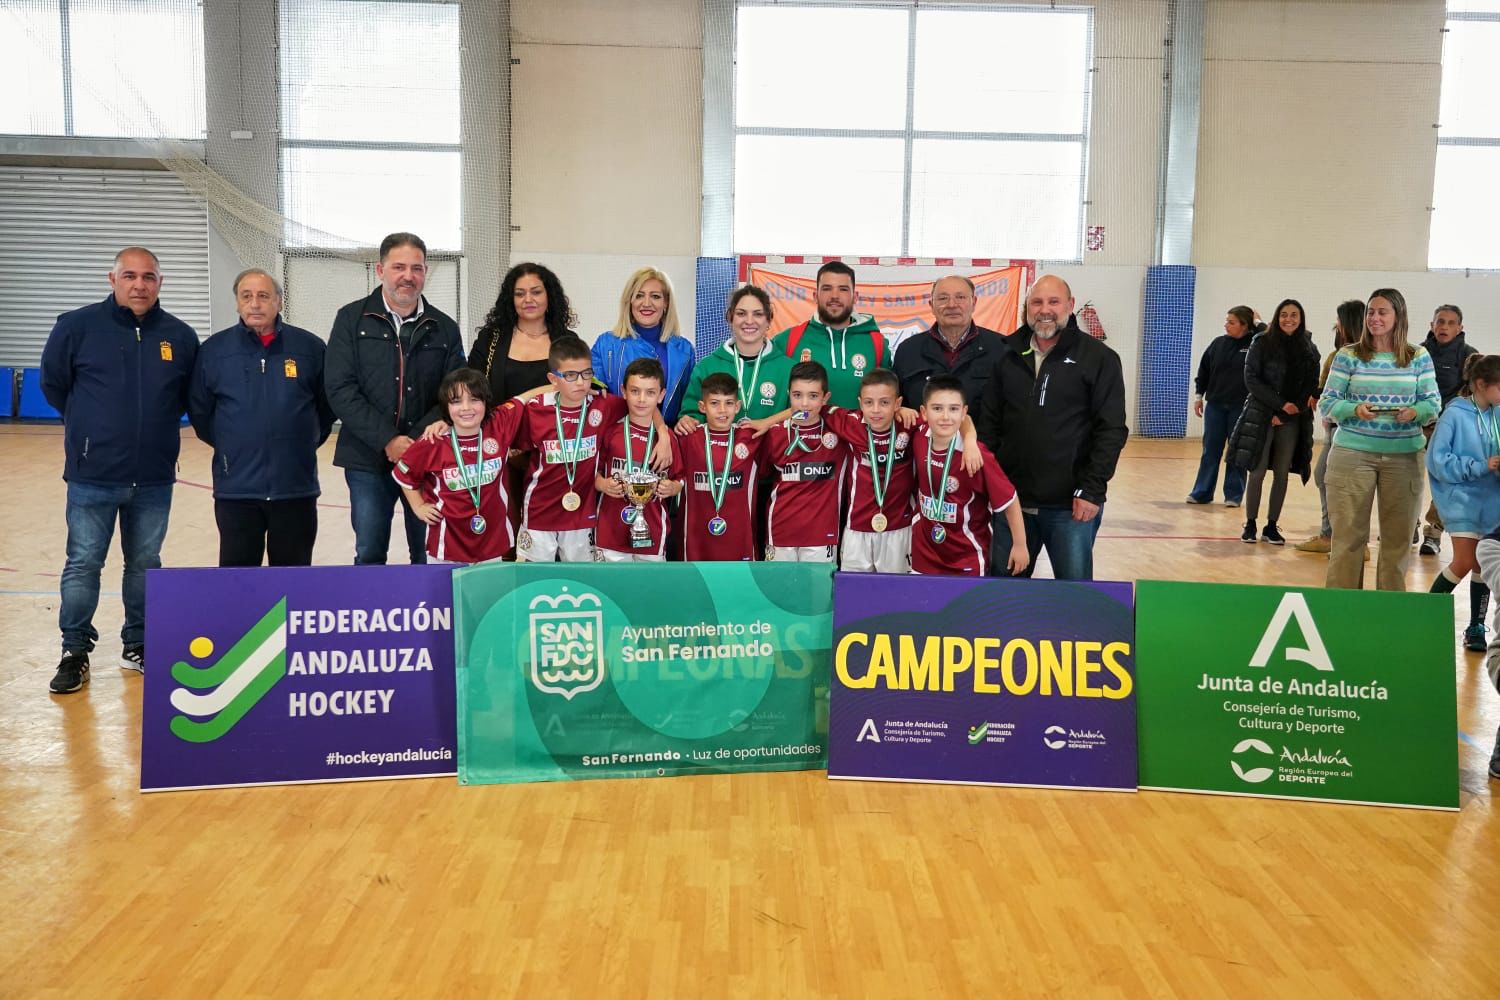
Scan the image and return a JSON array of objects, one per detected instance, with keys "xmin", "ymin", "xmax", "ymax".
[
  {"xmin": 169, "ymin": 598, "xmax": 288, "ymax": 743},
  {"xmin": 1230, "ymin": 738, "xmax": 1276, "ymax": 783},
  {"xmin": 529, "ymin": 587, "xmax": 605, "ymax": 700}
]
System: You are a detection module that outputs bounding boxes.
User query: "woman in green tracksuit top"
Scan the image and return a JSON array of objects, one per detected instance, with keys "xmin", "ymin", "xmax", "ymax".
[{"xmin": 676, "ymin": 284, "xmax": 794, "ymax": 431}]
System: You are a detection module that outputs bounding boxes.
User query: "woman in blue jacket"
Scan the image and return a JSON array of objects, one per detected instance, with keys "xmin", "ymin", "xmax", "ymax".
[
  {"xmin": 590, "ymin": 267, "xmax": 695, "ymax": 422},
  {"xmin": 1427, "ymin": 354, "xmax": 1500, "ymax": 650}
]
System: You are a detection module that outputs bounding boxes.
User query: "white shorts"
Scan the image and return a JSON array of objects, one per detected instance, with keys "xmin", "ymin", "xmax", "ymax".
[
  {"xmin": 767, "ymin": 545, "xmax": 836, "ymax": 563},
  {"xmin": 596, "ymin": 547, "xmax": 665, "ymax": 564},
  {"xmin": 840, "ymin": 526, "xmax": 912, "ymax": 574},
  {"xmin": 517, "ymin": 527, "xmax": 594, "ymax": 563}
]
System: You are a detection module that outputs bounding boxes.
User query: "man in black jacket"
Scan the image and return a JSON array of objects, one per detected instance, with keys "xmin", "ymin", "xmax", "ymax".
[
  {"xmin": 892, "ymin": 274, "xmax": 1006, "ymax": 410},
  {"xmin": 1419, "ymin": 304, "xmax": 1479, "ymax": 556},
  {"xmin": 325, "ymin": 232, "xmax": 466, "ymax": 564},
  {"xmin": 976, "ymin": 274, "xmax": 1129, "ymax": 580}
]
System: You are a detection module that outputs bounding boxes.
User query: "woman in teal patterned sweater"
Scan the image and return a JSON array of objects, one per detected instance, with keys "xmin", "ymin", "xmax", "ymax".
[{"xmin": 1318, "ymin": 288, "xmax": 1441, "ymax": 590}]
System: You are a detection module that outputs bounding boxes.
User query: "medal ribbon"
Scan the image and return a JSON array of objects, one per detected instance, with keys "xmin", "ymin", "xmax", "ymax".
[
  {"xmin": 447, "ymin": 426, "xmax": 485, "ymax": 512},
  {"xmin": 784, "ymin": 419, "xmax": 819, "ymax": 456},
  {"xmin": 553, "ymin": 395, "xmax": 591, "ymax": 487},
  {"xmin": 733, "ymin": 347, "xmax": 764, "ymax": 414},
  {"xmin": 924, "ymin": 434, "xmax": 958, "ymax": 520},
  {"xmin": 1480, "ymin": 405, "xmax": 1500, "ymax": 457},
  {"xmin": 623, "ymin": 415, "xmax": 656, "ymax": 475},
  {"xmin": 705, "ymin": 424, "xmax": 735, "ymax": 516},
  {"xmin": 866, "ymin": 424, "xmax": 897, "ymax": 512}
]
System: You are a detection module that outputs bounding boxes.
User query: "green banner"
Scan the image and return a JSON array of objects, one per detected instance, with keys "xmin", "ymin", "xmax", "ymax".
[
  {"xmin": 454, "ymin": 562, "xmax": 832, "ymax": 784},
  {"xmin": 1137, "ymin": 581, "xmax": 1458, "ymax": 810}
]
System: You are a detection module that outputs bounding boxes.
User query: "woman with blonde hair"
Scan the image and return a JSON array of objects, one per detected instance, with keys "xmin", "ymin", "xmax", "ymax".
[
  {"xmin": 1318, "ymin": 288, "xmax": 1441, "ymax": 589},
  {"xmin": 591, "ymin": 267, "xmax": 695, "ymax": 421}
]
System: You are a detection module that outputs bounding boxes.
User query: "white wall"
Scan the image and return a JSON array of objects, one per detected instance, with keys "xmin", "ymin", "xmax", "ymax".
[
  {"xmin": 509, "ymin": 0, "xmax": 703, "ymax": 341},
  {"xmin": 1194, "ymin": 1, "xmax": 1445, "ymax": 270}
]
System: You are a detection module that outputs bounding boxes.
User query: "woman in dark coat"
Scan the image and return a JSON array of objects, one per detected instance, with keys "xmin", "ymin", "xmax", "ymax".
[
  {"xmin": 1229, "ymin": 298, "xmax": 1320, "ymax": 545},
  {"xmin": 468, "ymin": 262, "xmax": 576, "ymax": 556}
]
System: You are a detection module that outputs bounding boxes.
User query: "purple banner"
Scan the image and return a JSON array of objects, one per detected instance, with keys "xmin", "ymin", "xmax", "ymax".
[
  {"xmin": 828, "ymin": 574, "xmax": 1136, "ymax": 791},
  {"xmin": 141, "ymin": 565, "xmax": 456, "ymax": 791}
]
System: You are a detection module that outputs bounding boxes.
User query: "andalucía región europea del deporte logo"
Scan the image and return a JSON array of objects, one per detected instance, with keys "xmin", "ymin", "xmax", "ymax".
[{"xmin": 168, "ymin": 598, "xmax": 287, "ymax": 742}]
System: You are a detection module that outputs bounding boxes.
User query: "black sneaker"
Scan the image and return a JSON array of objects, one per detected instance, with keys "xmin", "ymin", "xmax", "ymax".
[
  {"xmin": 1490, "ymin": 726, "xmax": 1500, "ymax": 779},
  {"xmin": 120, "ymin": 644, "xmax": 145, "ymax": 674},
  {"xmin": 1419, "ymin": 537, "xmax": 1440, "ymax": 557},
  {"xmin": 50, "ymin": 651, "xmax": 90, "ymax": 694},
  {"xmin": 1241, "ymin": 521, "xmax": 1257, "ymax": 543},
  {"xmin": 1262, "ymin": 523, "xmax": 1285, "ymax": 546}
]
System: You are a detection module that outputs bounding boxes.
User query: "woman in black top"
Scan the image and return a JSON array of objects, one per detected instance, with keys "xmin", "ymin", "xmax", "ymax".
[
  {"xmin": 468, "ymin": 262, "xmax": 576, "ymax": 555},
  {"xmin": 1229, "ymin": 298, "xmax": 1321, "ymax": 545},
  {"xmin": 470, "ymin": 262, "xmax": 576, "ymax": 400}
]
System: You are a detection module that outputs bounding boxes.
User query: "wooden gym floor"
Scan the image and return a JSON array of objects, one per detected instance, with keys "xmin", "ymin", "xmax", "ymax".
[{"xmin": 1, "ymin": 424, "xmax": 1496, "ymax": 998}]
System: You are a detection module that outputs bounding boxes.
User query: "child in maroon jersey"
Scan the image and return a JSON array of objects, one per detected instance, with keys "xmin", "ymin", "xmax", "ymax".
[
  {"xmin": 394, "ymin": 368, "xmax": 530, "ymax": 564},
  {"xmin": 677, "ymin": 372, "xmax": 765, "ymax": 560},
  {"xmin": 514, "ymin": 336, "xmax": 671, "ymax": 562},
  {"xmin": 594, "ymin": 358, "xmax": 685, "ymax": 562},
  {"xmin": 762, "ymin": 361, "xmax": 850, "ymax": 562},
  {"xmin": 823, "ymin": 368, "xmax": 984, "ymax": 573},
  {"xmin": 911, "ymin": 375, "xmax": 1028, "ymax": 576}
]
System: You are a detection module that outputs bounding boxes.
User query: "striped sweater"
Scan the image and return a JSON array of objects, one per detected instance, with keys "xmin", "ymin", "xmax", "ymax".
[{"xmin": 1317, "ymin": 347, "xmax": 1440, "ymax": 453}]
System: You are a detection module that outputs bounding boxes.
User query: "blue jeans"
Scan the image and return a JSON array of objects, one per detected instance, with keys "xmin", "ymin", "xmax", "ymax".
[
  {"xmin": 1189, "ymin": 401, "xmax": 1245, "ymax": 503},
  {"xmin": 345, "ymin": 467, "xmax": 428, "ymax": 565},
  {"xmin": 990, "ymin": 505, "xmax": 1102, "ymax": 581},
  {"xmin": 59, "ymin": 481, "xmax": 174, "ymax": 652}
]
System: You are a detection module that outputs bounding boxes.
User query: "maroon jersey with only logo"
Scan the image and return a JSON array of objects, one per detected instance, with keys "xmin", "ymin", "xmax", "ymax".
[
  {"xmin": 392, "ymin": 400, "xmax": 527, "ymax": 563},
  {"xmin": 764, "ymin": 418, "xmax": 850, "ymax": 547},
  {"xmin": 678, "ymin": 428, "xmax": 764, "ymax": 561},
  {"xmin": 909, "ymin": 427, "xmax": 1017, "ymax": 576},
  {"xmin": 516, "ymin": 392, "xmax": 627, "ymax": 531},
  {"xmin": 596, "ymin": 416, "xmax": 677, "ymax": 556},
  {"xmin": 825, "ymin": 407, "xmax": 916, "ymax": 533}
]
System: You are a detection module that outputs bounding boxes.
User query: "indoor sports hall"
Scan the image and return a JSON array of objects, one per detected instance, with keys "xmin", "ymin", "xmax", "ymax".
[{"xmin": 3, "ymin": 1, "xmax": 1499, "ymax": 996}]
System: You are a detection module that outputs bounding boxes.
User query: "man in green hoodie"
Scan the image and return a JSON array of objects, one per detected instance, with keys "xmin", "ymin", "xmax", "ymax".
[{"xmin": 770, "ymin": 261, "xmax": 887, "ymax": 409}]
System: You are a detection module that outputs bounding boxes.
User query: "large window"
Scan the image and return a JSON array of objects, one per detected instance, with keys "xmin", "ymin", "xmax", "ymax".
[
  {"xmin": 278, "ymin": 0, "xmax": 462, "ymax": 250},
  {"xmin": 0, "ymin": 0, "xmax": 205, "ymax": 139},
  {"xmin": 732, "ymin": 3, "xmax": 1092, "ymax": 259},
  {"xmin": 1431, "ymin": 1, "xmax": 1500, "ymax": 270}
]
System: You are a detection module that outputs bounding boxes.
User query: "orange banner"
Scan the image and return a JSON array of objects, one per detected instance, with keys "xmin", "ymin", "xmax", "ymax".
[{"xmin": 746, "ymin": 264, "xmax": 1028, "ymax": 348}]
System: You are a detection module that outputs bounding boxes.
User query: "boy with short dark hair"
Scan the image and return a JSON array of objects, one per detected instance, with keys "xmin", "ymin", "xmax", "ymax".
[
  {"xmin": 394, "ymin": 368, "xmax": 528, "ymax": 563},
  {"xmin": 676, "ymin": 372, "xmax": 766, "ymax": 561},
  {"xmin": 594, "ymin": 358, "xmax": 685, "ymax": 562},
  {"xmin": 515, "ymin": 336, "xmax": 669, "ymax": 562},
  {"xmin": 762, "ymin": 361, "xmax": 849, "ymax": 562},
  {"xmin": 912, "ymin": 376, "xmax": 1028, "ymax": 576}
]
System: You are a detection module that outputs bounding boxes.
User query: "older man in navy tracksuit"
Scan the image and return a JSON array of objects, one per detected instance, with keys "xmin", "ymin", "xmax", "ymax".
[
  {"xmin": 189, "ymin": 269, "xmax": 336, "ymax": 568},
  {"xmin": 40, "ymin": 246, "xmax": 200, "ymax": 694}
]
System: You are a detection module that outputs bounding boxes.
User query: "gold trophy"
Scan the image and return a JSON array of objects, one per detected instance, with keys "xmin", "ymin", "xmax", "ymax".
[{"xmin": 616, "ymin": 469, "xmax": 661, "ymax": 549}]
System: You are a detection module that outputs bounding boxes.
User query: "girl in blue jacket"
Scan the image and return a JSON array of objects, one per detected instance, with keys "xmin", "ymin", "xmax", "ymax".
[
  {"xmin": 1427, "ymin": 354, "xmax": 1500, "ymax": 650},
  {"xmin": 591, "ymin": 267, "xmax": 695, "ymax": 422}
]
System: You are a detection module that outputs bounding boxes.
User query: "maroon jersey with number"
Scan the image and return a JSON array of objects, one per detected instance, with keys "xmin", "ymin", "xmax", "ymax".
[
  {"xmin": 764, "ymin": 418, "xmax": 850, "ymax": 547},
  {"xmin": 909, "ymin": 428, "xmax": 1017, "ymax": 576},
  {"xmin": 678, "ymin": 428, "xmax": 764, "ymax": 561},
  {"xmin": 596, "ymin": 416, "xmax": 678, "ymax": 556},
  {"xmin": 825, "ymin": 407, "xmax": 916, "ymax": 533},
  {"xmin": 516, "ymin": 392, "xmax": 627, "ymax": 531},
  {"xmin": 392, "ymin": 400, "xmax": 527, "ymax": 563}
]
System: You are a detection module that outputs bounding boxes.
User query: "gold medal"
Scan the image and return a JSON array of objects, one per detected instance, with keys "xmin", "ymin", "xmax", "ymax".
[
  {"xmin": 871, "ymin": 513, "xmax": 888, "ymax": 533},
  {"xmin": 561, "ymin": 490, "xmax": 582, "ymax": 511}
]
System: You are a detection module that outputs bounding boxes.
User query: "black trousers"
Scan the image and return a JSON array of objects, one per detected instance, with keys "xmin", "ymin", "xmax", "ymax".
[{"xmin": 215, "ymin": 497, "xmax": 319, "ymax": 567}]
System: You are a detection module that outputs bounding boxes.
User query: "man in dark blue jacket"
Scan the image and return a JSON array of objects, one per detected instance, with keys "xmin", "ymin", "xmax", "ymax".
[
  {"xmin": 325, "ymin": 233, "xmax": 466, "ymax": 565},
  {"xmin": 190, "ymin": 269, "xmax": 335, "ymax": 567},
  {"xmin": 40, "ymin": 246, "xmax": 200, "ymax": 694}
]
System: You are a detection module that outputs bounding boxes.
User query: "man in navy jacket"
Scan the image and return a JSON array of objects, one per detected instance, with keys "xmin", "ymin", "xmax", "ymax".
[
  {"xmin": 40, "ymin": 246, "xmax": 199, "ymax": 694},
  {"xmin": 892, "ymin": 275, "xmax": 1006, "ymax": 411},
  {"xmin": 189, "ymin": 269, "xmax": 335, "ymax": 568}
]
